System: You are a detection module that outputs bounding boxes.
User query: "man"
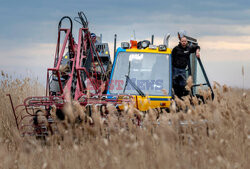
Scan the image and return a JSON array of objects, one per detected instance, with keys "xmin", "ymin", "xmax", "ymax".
[{"xmin": 172, "ymin": 36, "xmax": 200, "ymax": 98}]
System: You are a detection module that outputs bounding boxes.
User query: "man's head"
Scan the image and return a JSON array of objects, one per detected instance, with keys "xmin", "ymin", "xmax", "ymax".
[{"xmin": 180, "ymin": 36, "xmax": 188, "ymax": 48}]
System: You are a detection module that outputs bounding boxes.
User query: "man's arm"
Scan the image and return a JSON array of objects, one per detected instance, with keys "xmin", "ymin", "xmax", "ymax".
[{"xmin": 189, "ymin": 44, "xmax": 200, "ymax": 58}]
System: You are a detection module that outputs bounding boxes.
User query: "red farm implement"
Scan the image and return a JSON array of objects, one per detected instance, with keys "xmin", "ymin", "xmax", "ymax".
[{"xmin": 7, "ymin": 12, "xmax": 132, "ymax": 137}]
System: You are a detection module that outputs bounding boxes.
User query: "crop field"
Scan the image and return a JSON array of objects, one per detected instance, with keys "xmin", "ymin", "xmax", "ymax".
[{"xmin": 0, "ymin": 72, "xmax": 249, "ymax": 169}]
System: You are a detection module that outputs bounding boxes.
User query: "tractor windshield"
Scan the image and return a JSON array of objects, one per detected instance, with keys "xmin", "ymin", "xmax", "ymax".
[{"xmin": 109, "ymin": 52, "xmax": 171, "ymax": 96}]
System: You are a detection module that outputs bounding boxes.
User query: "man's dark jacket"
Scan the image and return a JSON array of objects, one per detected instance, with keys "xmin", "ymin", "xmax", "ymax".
[{"xmin": 171, "ymin": 43, "xmax": 200, "ymax": 69}]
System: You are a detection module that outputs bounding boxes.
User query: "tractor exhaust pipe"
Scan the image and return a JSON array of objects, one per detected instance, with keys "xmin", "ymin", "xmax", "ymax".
[
  {"xmin": 163, "ymin": 33, "xmax": 171, "ymax": 48},
  {"xmin": 151, "ymin": 35, "xmax": 154, "ymax": 45}
]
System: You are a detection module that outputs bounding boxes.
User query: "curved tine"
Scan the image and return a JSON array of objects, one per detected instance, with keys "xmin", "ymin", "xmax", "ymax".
[
  {"xmin": 18, "ymin": 113, "xmax": 34, "ymax": 127},
  {"xmin": 25, "ymin": 107, "xmax": 36, "ymax": 116},
  {"xmin": 79, "ymin": 11, "xmax": 88, "ymax": 23},
  {"xmin": 15, "ymin": 104, "xmax": 25, "ymax": 110},
  {"xmin": 15, "ymin": 107, "xmax": 26, "ymax": 120},
  {"xmin": 77, "ymin": 12, "xmax": 84, "ymax": 27},
  {"xmin": 19, "ymin": 100, "xmax": 36, "ymax": 116},
  {"xmin": 100, "ymin": 104, "xmax": 108, "ymax": 116},
  {"xmin": 74, "ymin": 17, "xmax": 82, "ymax": 25},
  {"xmin": 78, "ymin": 11, "xmax": 88, "ymax": 28},
  {"xmin": 17, "ymin": 107, "xmax": 32, "ymax": 125}
]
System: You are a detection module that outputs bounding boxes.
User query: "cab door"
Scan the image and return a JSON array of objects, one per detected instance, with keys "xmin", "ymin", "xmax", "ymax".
[{"xmin": 186, "ymin": 36, "xmax": 214, "ymax": 101}]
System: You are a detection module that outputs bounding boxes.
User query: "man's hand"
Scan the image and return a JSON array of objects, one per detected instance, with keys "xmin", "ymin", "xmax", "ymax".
[{"xmin": 196, "ymin": 49, "xmax": 200, "ymax": 58}]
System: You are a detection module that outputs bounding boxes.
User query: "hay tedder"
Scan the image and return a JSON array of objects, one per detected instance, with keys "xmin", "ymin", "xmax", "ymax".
[{"xmin": 7, "ymin": 12, "xmax": 214, "ymax": 136}]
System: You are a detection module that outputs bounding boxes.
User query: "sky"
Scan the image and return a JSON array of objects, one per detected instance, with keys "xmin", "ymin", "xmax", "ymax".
[{"xmin": 0, "ymin": 0, "xmax": 250, "ymax": 88}]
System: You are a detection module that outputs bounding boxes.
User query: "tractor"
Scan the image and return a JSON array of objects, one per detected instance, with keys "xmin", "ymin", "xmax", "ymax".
[{"xmin": 7, "ymin": 12, "xmax": 213, "ymax": 136}]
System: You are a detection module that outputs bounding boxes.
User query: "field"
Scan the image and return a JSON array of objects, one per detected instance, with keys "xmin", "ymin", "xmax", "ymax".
[{"xmin": 0, "ymin": 72, "xmax": 249, "ymax": 169}]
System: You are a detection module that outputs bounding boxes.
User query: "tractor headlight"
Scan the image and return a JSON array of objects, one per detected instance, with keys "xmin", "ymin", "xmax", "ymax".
[
  {"xmin": 158, "ymin": 45, "xmax": 167, "ymax": 51},
  {"xmin": 121, "ymin": 42, "xmax": 130, "ymax": 49},
  {"xmin": 141, "ymin": 40, "xmax": 150, "ymax": 49}
]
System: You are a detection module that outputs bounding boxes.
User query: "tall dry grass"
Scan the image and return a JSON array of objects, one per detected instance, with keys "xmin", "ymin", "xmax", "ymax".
[{"xmin": 0, "ymin": 71, "xmax": 249, "ymax": 169}]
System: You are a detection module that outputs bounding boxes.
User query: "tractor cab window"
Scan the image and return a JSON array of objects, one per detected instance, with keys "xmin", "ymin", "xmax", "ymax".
[{"xmin": 109, "ymin": 52, "xmax": 171, "ymax": 96}]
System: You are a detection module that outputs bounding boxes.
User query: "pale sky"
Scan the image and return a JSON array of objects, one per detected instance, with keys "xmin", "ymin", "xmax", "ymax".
[{"xmin": 0, "ymin": 0, "xmax": 250, "ymax": 88}]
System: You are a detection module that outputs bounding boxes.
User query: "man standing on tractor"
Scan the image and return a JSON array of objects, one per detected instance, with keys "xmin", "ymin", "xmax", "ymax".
[{"xmin": 172, "ymin": 35, "xmax": 200, "ymax": 98}]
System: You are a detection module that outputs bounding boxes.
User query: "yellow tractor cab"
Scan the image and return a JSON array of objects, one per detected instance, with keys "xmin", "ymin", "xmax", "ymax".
[
  {"xmin": 107, "ymin": 36, "xmax": 172, "ymax": 111},
  {"xmin": 107, "ymin": 34, "xmax": 214, "ymax": 112}
]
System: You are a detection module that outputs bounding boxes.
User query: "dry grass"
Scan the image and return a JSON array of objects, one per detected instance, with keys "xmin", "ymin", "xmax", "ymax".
[{"xmin": 0, "ymin": 71, "xmax": 249, "ymax": 169}]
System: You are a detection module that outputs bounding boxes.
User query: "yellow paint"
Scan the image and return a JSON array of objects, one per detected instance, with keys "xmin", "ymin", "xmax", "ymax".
[
  {"xmin": 65, "ymin": 55, "xmax": 68, "ymax": 59},
  {"xmin": 117, "ymin": 96, "xmax": 172, "ymax": 111},
  {"xmin": 126, "ymin": 47, "xmax": 172, "ymax": 54},
  {"xmin": 135, "ymin": 95, "xmax": 171, "ymax": 111}
]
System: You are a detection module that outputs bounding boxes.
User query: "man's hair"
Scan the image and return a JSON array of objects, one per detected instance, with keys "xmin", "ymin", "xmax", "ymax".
[{"xmin": 180, "ymin": 36, "xmax": 187, "ymax": 41}]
